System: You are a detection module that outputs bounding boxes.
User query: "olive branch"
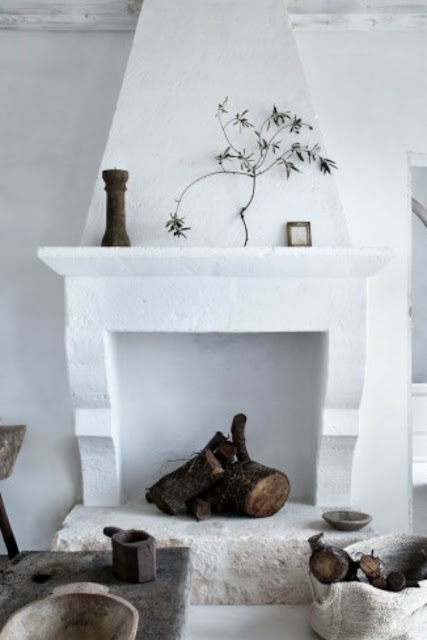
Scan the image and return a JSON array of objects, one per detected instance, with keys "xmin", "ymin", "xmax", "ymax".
[{"xmin": 166, "ymin": 98, "xmax": 337, "ymax": 246}]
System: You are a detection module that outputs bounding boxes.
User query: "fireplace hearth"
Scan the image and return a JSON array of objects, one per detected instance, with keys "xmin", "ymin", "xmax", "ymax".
[{"xmin": 52, "ymin": 500, "xmax": 374, "ymax": 604}]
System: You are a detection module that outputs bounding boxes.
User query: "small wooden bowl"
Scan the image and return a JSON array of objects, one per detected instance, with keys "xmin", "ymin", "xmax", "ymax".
[
  {"xmin": 0, "ymin": 583, "xmax": 139, "ymax": 640},
  {"xmin": 322, "ymin": 510, "xmax": 372, "ymax": 531}
]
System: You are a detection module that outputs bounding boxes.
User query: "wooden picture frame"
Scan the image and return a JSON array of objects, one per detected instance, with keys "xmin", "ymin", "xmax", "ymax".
[{"xmin": 286, "ymin": 221, "xmax": 312, "ymax": 247}]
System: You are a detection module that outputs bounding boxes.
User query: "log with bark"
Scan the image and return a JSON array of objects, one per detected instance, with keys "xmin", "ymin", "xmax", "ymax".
[
  {"xmin": 358, "ymin": 551, "xmax": 419, "ymax": 591},
  {"xmin": 308, "ymin": 533, "xmax": 359, "ymax": 584},
  {"xmin": 308, "ymin": 540, "xmax": 421, "ymax": 591},
  {"xmin": 359, "ymin": 551, "xmax": 387, "ymax": 589},
  {"xmin": 404, "ymin": 549, "xmax": 427, "ymax": 582},
  {"xmin": 231, "ymin": 413, "xmax": 250, "ymax": 462},
  {"xmin": 205, "ymin": 460, "xmax": 290, "ymax": 517},
  {"xmin": 146, "ymin": 413, "xmax": 290, "ymax": 519},
  {"xmin": 215, "ymin": 440, "xmax": 237, "ymax": 467},
  {"xmin": 186, "ymin": 497, "xmax": 211, "ymax": 521},
  {"xmin": 358, "ymin": 551, "xmax": 420, "ymax": 591},
  {"xmin": 146, "ymin": 448, "xmax": 224, "ymax": 515},
  {"xmin": 386, "ymin": 571, "xmax": 420, "ymax": 592}
]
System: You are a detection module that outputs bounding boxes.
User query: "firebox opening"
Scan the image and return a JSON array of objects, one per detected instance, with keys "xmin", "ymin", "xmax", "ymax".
[{"xmin": 108, "ymin": 332, "xmax": 327, "ymax": 506}]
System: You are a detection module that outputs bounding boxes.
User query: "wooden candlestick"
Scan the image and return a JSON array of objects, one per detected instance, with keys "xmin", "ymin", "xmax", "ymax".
[{"xmin": 101, "ymin": 169, "xmax": 131, "ymax": 247}]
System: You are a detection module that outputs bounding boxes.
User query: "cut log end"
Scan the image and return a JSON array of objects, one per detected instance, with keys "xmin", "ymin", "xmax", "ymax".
[
  {"xmin": 186, "ymin": 497, "xmax": 212, "ymax": 521},
  {"xmin": 146, "ymin": 488, "xmax": 176, "ymax": 515},
  {"xmin": 215, "ymin": 440, "xmax": 237, "ymax": 467},
  {"xmin": 309, "ymin": 550, "xmax": 350, "ymax": 584},
  {"xmin": 244, "ymin": 472, "xmax": 290, "ymax": 517},
  {"xmin": 207, "ymin": 460, "xmax": 290, "ymax": 517},
  {"xmin": 359, "ymin": 553, "xmax": 384, "ymax": 578},
  {"xmin": 204, "ymin": 431, "xmax": 226, "ymax": 452},
  {"xmin": 147, "ymin": 448, "xmax": 225, "ymax": 515}
]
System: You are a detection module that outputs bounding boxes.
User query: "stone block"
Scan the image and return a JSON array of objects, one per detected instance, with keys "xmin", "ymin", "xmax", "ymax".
[{"xmin": 52, "ymin": 501, "xmax": 374, "ymax": 604}]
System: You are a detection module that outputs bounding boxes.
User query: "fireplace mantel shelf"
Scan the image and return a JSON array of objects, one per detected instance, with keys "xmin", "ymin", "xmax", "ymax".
[{"xmin": 39, "ymin": 246, "xmax": 392, "ymax": 278}]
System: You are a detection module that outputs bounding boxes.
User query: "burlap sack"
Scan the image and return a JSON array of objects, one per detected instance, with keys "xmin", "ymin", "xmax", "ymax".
[{"xmin": 309, "ymin": 534, "xmax": 427, "ymax": 640}]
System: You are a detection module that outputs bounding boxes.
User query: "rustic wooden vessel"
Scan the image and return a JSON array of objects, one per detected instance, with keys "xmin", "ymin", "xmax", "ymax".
[
  {"xmin": 0, "ymin": 426, "xmax": 26, "ymax": 480},
  {"xmin": 0, "ymin": 583, "xmax": 139, "ymax": 640},
  {"xmin": 104, "ymin": 526, "xmax": 156, "ymax": 583},
  {"xmin": 0, "ymin": 425, "xmax": 26, "ymax": 559}
]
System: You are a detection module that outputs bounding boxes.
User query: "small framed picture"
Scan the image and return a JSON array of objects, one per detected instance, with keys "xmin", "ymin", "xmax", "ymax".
[{"xmin": 286, "ymin": 222, "xmax": 312, "ymax": 247}]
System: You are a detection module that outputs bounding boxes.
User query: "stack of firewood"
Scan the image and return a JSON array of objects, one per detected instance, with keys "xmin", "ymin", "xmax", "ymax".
[
  {"xmin": 146, "ymin": 414, "xmax": 290, "ymax": 520},
  {"xmin": 308, "ymin": 533, "xmax": 427, "ymax": 592}
]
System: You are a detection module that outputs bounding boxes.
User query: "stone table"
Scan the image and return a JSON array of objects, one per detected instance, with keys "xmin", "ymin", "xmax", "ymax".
[{"xmin": 0, "ymin": 548, "xmax": 191, "ymax": 639}]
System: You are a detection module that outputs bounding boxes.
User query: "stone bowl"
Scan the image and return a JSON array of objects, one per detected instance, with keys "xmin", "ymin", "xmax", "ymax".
[
  {"xmin": 0, "ymin": 583, "xmax": 139, "ymax": 640},
  {"xmin": 322, "ymin": 510, "xmax": 372, "ymax": 531}
]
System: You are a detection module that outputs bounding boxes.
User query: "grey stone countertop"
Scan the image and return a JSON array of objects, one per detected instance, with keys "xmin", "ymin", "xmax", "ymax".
[{"xmin": 0, "ymin": 548, "xmax": 191, "ymax": 640}]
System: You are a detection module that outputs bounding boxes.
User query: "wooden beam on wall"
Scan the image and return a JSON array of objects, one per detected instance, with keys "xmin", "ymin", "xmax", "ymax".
[
  {"xmin": 2, "ymin": 0, "xmax": 427, "ymax": 31},
  {"xmin": 0, "ymin": 1, "xmax": 143, "ymax": 31},
  {"xmin": 287, "ymin": 0, "xmax": 427, "ymax": 9},
  {"xmin": 288, "ymin": 0, "xmax": 427, "ymax": 30}
]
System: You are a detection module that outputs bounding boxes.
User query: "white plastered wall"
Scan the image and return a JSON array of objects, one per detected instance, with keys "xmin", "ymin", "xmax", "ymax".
[
  {"xmin": 0, "ymin": 31, "xmax": 133, "ymax": 550},
  {"xmin": 295, "ymin": 30, "xmax": 427, "ymax": 533}
]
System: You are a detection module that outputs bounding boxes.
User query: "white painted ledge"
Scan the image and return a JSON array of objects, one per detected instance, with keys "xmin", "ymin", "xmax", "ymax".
[
  {"xmin": 38, "ymin": 246, "xmax": 392, "ymax": 279},
  {"xmin": 412, "ymin": 383, "xmax": 427, "ymax": 396},
  {"xmin": 412, "ymin": 384, "xmax": 427, "ymax": 463}
]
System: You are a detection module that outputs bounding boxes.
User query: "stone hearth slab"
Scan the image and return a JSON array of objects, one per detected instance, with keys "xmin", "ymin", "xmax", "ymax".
[{"xmin": 52, "ymin": 501, "xmax": 374, "ymax": 605}]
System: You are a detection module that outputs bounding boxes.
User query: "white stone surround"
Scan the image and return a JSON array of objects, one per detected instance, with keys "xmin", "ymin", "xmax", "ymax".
[
  {"xmin": 52, "ymin": 500, "xmax": 374, "ymax": 605},
  {"xmin": 36, "ymin": 0, "xmax": 392, "ymax": 515},
  {"xmin": 39, "ymin": 245, "xmax": 391, "ymax": 509},
  {"xmin": 37, "ymin": 0, "xmax": 393, "ymax": 606}
]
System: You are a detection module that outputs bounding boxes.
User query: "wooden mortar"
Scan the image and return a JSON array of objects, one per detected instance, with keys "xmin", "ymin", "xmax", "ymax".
[{"xmin": 104, "ymin": 526, "xmax": 156, "ymax": 583}]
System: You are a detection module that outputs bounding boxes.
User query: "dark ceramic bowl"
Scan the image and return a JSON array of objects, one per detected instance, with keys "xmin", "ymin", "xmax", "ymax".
[{"xmin": 322, "ymin": 510, "xmax": 372, "ymax": 531}]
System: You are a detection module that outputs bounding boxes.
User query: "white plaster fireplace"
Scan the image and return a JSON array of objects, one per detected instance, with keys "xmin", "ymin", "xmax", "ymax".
[
  {"xmin": 39, "ymin": 246, "xmax": 391, "ymax": 604},
  {"xmin": 39, "ymin": 246, "xmax": 391, "ymax": 510},
  {"xmin": 38, "ymin": 0, "xmax": 393, "ymax": 605}
]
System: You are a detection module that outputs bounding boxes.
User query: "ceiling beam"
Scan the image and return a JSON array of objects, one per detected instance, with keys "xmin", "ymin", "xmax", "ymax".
[
  {"xmin": 1, "ymin": 1, "xmax": 427, "ymax": 31},
  {"xmin": 0, "ymin": 1, "xmax": 143, "ymax": 31}
]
